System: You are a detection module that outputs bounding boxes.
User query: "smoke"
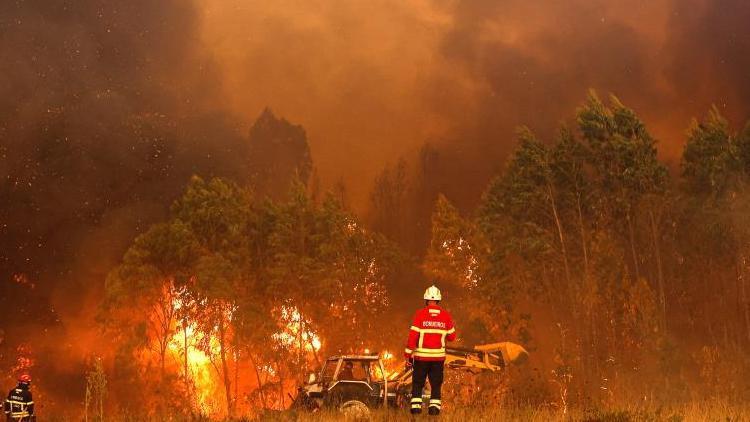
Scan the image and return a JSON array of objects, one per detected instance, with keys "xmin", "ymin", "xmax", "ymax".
[
  {"xmin": 0, "ymin": 0, "xmax": 749, "ymax": 405},
  {"xmin": 202, "ymin": 0, "xmax": 750, "ymax": 208},
  {"xmin": 0, "ymin": 0, "xmax": 245, "ymax": 291},
  {"xmin": 666, "ymin": 0, "xmax": 750, "ymax": 123},
  {"xmin": 0, "ymin": 0, "xmax": 249, "ymax": 400}
]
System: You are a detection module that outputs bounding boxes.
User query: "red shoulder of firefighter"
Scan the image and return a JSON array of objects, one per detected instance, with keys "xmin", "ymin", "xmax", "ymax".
[{"xmin": 404, "ymin": 285, "xmax": 456, "ymax": 361}]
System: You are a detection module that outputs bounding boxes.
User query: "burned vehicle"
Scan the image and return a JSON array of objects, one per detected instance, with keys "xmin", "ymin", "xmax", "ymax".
[
  {"xmin": 291, "ymin": 354, "xmax": 393, "ymax": 415},
  {"xmin": 292, "ymin": 342, "xmax": 527, "ymax": 415}
]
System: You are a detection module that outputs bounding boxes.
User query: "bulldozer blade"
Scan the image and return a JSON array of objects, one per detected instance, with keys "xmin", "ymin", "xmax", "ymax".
[{"xmin": 474, "ymin": 342, "xmax": 529, "ymax": 364}]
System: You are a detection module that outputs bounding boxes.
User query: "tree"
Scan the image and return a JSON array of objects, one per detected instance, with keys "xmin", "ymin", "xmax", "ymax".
[
  {"xmin": 679, "ymin": 108, "xmax": 750, "ymax": 344},
  {"xmin": 103, "ymin": 220, "xmax": 199, "ymax": 379},
  {"xmin": 264, "ymin": 186, "xmax": 399, "ymax": 355},
  {"xmin": 247, "ymin": 108, "xmax": 313, "ymax": 200},
  {"xmin": 84, "ymin": 358, "xmax": 107, "ymax": 422},
  {"xmin": 103, "ymin": 176, "xmax": 253, "ymax": 417},
  {"xmin": 577, "ymin": 93, "xmax": 669, "ymax": 330},
  {"xmin": 369, "ymin": 159, "xmax": 410, "ymax": 246},
  {"xmin": 171, "ymin": 176, "xmax": 253, "ymax": 417},
  {"xmin": 550, "ymin": 128, "xmax": 593, "ymax": 279},
  {"xmin": 480, "ymin": 127, "xmax": 571, "ymax": 301},
  {"xmin": 682, "ymin": 107, "xmax": 741, "ymax": 198},
  {"xmin": 424, "ymin": 194, "xmax": 480, "ymax": 289}
]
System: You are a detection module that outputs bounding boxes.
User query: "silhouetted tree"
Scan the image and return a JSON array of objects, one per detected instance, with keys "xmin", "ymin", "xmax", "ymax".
[{"xmin": 247, "ymin": 108, "xmax": 313, "ymax": 200}]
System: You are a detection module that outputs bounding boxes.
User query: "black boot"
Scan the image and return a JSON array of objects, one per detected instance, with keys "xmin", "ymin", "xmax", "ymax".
[
  {"xmin": 410, "ymin": 398, "xmax": 423, "ymax": 415},
  {"xmin": 428, "ymin": 406, "xmax": 441, "ymax": 416}
]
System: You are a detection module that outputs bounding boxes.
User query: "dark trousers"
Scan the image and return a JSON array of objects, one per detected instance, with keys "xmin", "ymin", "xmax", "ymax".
[{"xmin": 410, "ymin": 360, "xmax": 444, "ymax": 413}]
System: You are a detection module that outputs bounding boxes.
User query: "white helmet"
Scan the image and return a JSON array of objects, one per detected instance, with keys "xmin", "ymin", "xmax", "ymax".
[{"xmin": 424, "ymin": 285, "xmax": 442, "ymax": 301}]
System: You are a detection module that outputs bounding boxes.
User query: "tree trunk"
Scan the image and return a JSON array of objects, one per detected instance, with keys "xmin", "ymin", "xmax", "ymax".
[
  {"xmin": 277, "ymin": 361, "xmax": 285, "ymax": 409},
  {"xmin": 300, "ymin": 318, "xmax": 321, "ymax": 365},
  {"xmin": 648, "ymin": 209, "xmax": 667, "ymax": 332},
  {"xmin": 234, "ymin": 349, "xmax": 239, "ymax": 414},
  {"xmin": 739, "ymin": 254, "xmax": 750, "ymax": 344},
  {"xmin": 298, "ymin": 317, "xmax": 305, "ymax": 382},
  {"xmin": 84, "ymin": 385, "xmax": 90, "ymax": 422},
  {"xmin": 735, "ymin": 260, "xmax": 746, "ymax": 345},
  {"xmin": 548, "ymin": 184, "xmax": 571, "ymax": 285},
  {"xmin": 159, "ymin": 341, "xmax": 167, "ymax": 379},
  {"xmin": 154, "ymin": 283, "xmax": 176, "ymax": 385},
  {"xmin": 218, "ymin": 319, "xmax": 233, "ymax": 417},
  {"xmin": 250, "ymin": 354, "xmax": 268, "ymax": 409},
  {"xmin": 183, "ymin": 324, "xmax": 191, "ymax": 406},
  {"xmin": 626, "ymin": 212, "xmax": 641, "ymax": 281},
  {"xmin": 576, "ymin": 193, "xmax": 590, "ymax": 277}
]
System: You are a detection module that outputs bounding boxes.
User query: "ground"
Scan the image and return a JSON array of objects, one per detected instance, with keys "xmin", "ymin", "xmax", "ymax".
[
  {"xmin": 39, "ymin": 401, "xmax": 750, "ymax": 421},
  {"xmin": 258, "ymin": 403, "xmax": 748, "ymax": 422}
]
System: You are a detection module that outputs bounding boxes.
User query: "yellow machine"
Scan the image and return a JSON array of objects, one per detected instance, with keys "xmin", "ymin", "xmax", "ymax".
[{"xmin": 389, "ymin": 342, "xmax": 528, "ymax": 389}]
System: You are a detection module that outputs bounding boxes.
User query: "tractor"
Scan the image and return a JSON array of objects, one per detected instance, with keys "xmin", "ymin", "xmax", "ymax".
[{"xmin": 291, "ymin": 342, "xmax": 527, "ymax": 417}]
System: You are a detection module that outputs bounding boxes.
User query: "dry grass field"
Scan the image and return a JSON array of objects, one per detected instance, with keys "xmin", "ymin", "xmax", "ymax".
[
  {"xmin": 258, "ymin": 402, "xmax": 750, "ymax": 422},
  {"xmin": 40, "ymin": 401, "xmax": 750, "ymax": 422}
]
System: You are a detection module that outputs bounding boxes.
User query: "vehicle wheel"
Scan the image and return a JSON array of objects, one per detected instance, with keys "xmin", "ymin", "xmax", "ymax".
[
  {"xmin": 290, "ymin": 391, "xmax": 317, "ymax": 411},
  {"xmin": 340, "ymin": 399, "xmax": 371, "ymax": 420},
  {"xmin": 324, "ymin": 382, "xmax": 371, "ymax": 407},
  {"xmin": 395, "ymin": 384, "xmax": 412, "ymax": 409}
]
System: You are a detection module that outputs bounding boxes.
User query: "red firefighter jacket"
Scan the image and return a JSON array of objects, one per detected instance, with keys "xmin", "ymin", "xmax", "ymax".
[{"xmin": 404, "ymin": 304, "xmax": 456, "ymax": 361}]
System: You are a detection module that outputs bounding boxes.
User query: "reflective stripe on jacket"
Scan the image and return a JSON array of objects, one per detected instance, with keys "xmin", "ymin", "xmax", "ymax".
[
  {"xmin": 4, "ymin": 386, "xmax": 33, "ymax": 419},
  {"xmin": 404, "ymin": 304, "xmax": 456, "ymax": 361}
]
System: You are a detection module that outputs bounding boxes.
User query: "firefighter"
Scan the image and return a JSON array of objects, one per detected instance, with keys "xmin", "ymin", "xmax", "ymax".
[
  {"xmin": 404, "ymin": 285, "xmax": 456, "ymax": 416},
  {"xmin": 339, "ymin": 361, "xmax": 355, "ymax": 380},
  {"xmin": 4, "ymin": 375, "xmax": 34, "ymax": 422}
]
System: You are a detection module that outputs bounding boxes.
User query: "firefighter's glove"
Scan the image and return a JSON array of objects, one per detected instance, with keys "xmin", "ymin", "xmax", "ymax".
[{"xmin": 405, "ymin": 358, "xmax": 413, "ymax": 370}]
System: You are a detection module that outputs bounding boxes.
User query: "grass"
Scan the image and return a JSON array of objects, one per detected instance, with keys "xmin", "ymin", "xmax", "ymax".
[
  {"xmin": 41, "ymin": 401, "xmax": 750, "ymax": 421},
  {"xmin": 260, "ymin": 402, "xmax": 750, "ymax": 422}
]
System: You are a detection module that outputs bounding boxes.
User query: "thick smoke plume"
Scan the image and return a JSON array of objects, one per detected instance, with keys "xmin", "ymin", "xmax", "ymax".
[
  {"xmin": 202, "ymin": 0, "xmax": 750, "ymax": 207},
  {"xmin": 0, "ymin": 0, "xmax": 248, "ymax": 400}
]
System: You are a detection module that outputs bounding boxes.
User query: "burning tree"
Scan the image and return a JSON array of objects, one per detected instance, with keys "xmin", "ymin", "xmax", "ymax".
[
  {"xmin": 102, "ymin": 176, "xmax": 402, "ymax": 417},
  {"xmin": 424, "ymin": 193, "xmax": 481, "ymax": 289},
  {"xmin": 258, "ymin": 188, "xmax": 398, "ymax": 356},
  {"xmin": 101, "ymin": 219, "xmax": 199, "ymax": 416}
]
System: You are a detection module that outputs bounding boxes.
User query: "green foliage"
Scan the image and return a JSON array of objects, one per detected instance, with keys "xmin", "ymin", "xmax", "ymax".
[
  {"xmin": 682, "ymin": 107, "xmax": 740, "ymax": 198},
  {"xmin": 578, "ymin": 92, "xmax": 667, "ymax": 211},
  {"xmin": 104, "ymin": 220, "xmax": 199, "ymax": 304},
  {"xmin": 171, "ymin": 176, "xmax": 252, "ymax": 252},
  {"xmin": 369, "ymin": 158, "xmax": 410, "ymax": 247},
  {"xmin": 261, "ymin": 187, "xmax": 399, "ymax": 352},
  {"xmin": 469, "ymin": 92, "xmax": 682, "ymax": 407},
  {"xmin": 478, "ymin": 126, "xmax": 572, "ymax": 305},
  {"xmin": 424, "ymin": 194, "xmax": 480, "ymax": 288}
]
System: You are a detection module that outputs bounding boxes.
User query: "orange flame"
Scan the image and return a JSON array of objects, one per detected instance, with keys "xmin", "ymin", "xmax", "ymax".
[
  {"xmin": 163, "ymin": 300, "xmax": 324, "ymax": 416},
  {"xmin": 166, "ymin": 297, "xmax": 225, "ymax": 415},
  {"xmin": 273, "ymin": 305, "xmax": 322, "ymax": 352}
]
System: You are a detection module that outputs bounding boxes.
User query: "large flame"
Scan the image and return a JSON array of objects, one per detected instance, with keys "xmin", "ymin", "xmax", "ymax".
[
  {"xmin": 166, "ymin": 296, "xmax": 225, "ymax": 415},
  {"xmin": 164, "ymin": 300, "xmax": 323, "ymax": 416},
  {"xmin": 273, "ymin": 305, "xmax": 322, "ymax": 352},
  {"xmin": 170, "ymin": 323, "xmax": 218, "ymax": 414}
]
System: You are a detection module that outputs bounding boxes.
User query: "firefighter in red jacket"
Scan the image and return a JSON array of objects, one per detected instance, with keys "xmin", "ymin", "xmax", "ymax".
[{"xmin": 404, "ymin": 285, "xmax": 456, "ymax": 415}]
